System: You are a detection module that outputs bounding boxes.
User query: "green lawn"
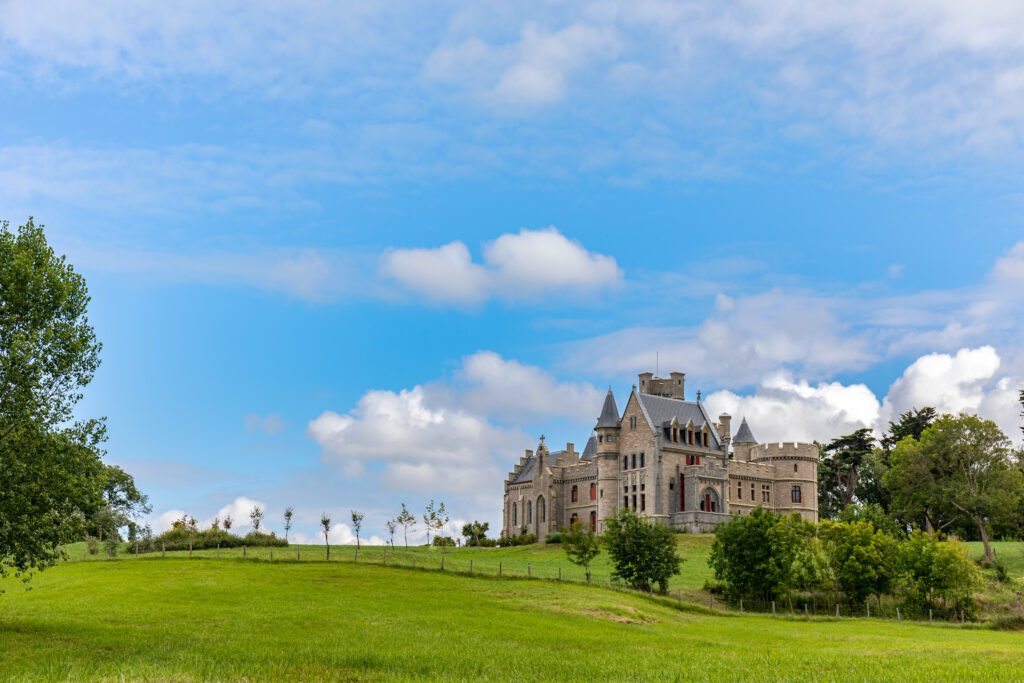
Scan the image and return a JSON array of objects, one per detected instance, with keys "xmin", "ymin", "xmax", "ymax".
[{"xmin": 2, "ymin": 559, "xmax": 1023, "ymax": 682}]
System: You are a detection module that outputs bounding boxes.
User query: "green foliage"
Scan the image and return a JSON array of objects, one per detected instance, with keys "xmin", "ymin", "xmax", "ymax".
[
  {"xmin": 710, "ymin": 507, "xmax": 777, "ymax": 600},
  {"xmin": 432, "ymin": 536, "xmax": 455, "ymax": 547},
  {"xmin": 882, "ymin": 407, "xmax": 937, "ymax": 453},
  {"xmin": 395, "ymin": 503, "xmax": 416, "ymax": 548},
  {"xmin": 819, "ymin": 428, "xmax": 876, "ymax": 517},
  {"xmin": 543, "ymin": 531, "xmax": 563, "ymax": 544},
  {"xmin": 0, "ymin": 219, "xmax": 117, "ymax": 587},
  {"xmin": 886, "ymin": 414, "xmax": 1024, "ymax": 563},
  {"xmin": 818, "ymin": 520, "xmax": 897, "ymax": 605},
  {"xmin": 562, "ymin": 522, "xmax": 600, "ymax": 582},
  {"xmin": 897, "ymin": 532, "xmax": 980, "ymax": 613},
  {"xmin": 149, "ymin": 523, "xmax": 287, "ymax": 552},
  {"xmin": 839, "ymin": 503, "xmax": 903, "ymax": 537},
  {"xmin": 461, "ymin": 520, "xmax": 490, "ymax": 546},
  {"xmin": 604, "ymin": 509, "xmax": 681, "ymax": 593},
  {"xmin": 350, "ymin": 510, "xmax": 365, "ymax": 549},
  {"xmin": 498, "ymin": 533, "xmax": 536, "ymax": 547}
]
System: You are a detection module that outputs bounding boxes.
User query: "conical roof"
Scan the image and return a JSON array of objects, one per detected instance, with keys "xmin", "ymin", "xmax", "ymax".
[
  {"xmin": 596, "ymin": 388, "xmax": 620, "ymax": 428},
  {"xmin": 732, "ymin": 417, "xmax": 757, "ymax": 444}
]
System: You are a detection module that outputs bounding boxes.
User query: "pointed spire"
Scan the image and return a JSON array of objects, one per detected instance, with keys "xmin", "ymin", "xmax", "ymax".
[
  {"xmin": 596, "ymin": 388, "xmax": 620, "ymax": 428},
  {"xmin": 733, "ymin": 417, "xmax": 757, "ymax": 444}
]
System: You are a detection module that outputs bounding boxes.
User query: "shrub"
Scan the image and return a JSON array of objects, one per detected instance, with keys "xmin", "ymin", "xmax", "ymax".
[
  {"xmin": 85, "ymin": 536, "xmax": 100, "ymax": 556},
  {"xmin": 477, "ymin": 538, "xmax": 498, "ymax": 548},
  {"xmin": 498, "ymin": 533, "xmax": 536, "ymax": 547},
  {"xmin": 148, "ymin": 527, "xmax": 287, "ymax": 552},
  {"xmin": 710, "ymin": 508, "xmax": 778, "ymax": 601},
  {"xmin": 604, "ymin": 509, "xmax": 681, "ymax": 593},
  {"xmin": 544, "ymin": 532, "xmax": 563, "ymax": 544},
  {"xmin": 432, "ymin": 536, "xmax": 455, "ymax": 547}
]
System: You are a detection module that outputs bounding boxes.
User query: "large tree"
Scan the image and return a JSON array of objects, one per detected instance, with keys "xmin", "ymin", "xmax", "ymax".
[
  {"xmin": 605, "ymin": 509, "xmax": 681, "ymax": 593},
  {"xmin": 1, "ymin": 218, "xmax": 115, "ymax": 584},
  {"xmin": 886, "ymin": 414, "xmax": 1024, "ymax": 564},
  {"xmin": 818, "ymin": 428, "xmax": 876, "ymax": 517}
]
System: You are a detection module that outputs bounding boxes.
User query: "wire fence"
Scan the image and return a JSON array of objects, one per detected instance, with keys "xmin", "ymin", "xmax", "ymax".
[{"xmin": 64, "ymin": 542, "xmax": 1019, "ymax": 625}]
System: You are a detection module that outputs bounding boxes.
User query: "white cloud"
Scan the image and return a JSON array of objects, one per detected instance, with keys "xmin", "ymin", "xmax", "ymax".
[
  {"xmin": 213, "ymin": 496, "xmax": 268, "ymax": 532},
  {"xmin": 706, "ymin": 372, "xmax": 881, "ymax": 444},
  {"xmin": 245, "ymin": 413, "xmax": 286, "ymax": 435},
  {"xmin": 151, "ymin": 508, "xmax": 188, "ymax": 534},
  {"xmin": 453, "ymin": 351, "xmax": 605, "ymax": 424},
  {"xmin": 569, "ymin": 289, "xmax": 874, "ymax": 386},
  {"xmin": 381, "ymin": 227, "xmax": 621, "ymax": 305}
]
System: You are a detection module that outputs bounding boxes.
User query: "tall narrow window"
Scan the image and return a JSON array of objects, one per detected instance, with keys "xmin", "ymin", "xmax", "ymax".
[
  {"xmin": 640, "ymin": 494, "xmax": 646, "ymax": 511},
  {"xmin": 750, "ymin": 483, "xmax": 755, "ymax": 500},
  {"xmin": 737, "ymin": 483, "xmax": 742, "ymax": 500},
  {"xmin": 640, "ymin": 452, "xmax": 645, "ymax": 468},
  {"xmin": 632, "ymin": 453, "xmax": 637, "ymax": 469},
  {"xmin": 589, "ymin": 511, "xmax": 597, "ymax": 531},
  {"xmin": 538, "ymin": 496, "xmax": 546, "ymax": 523},
  {"xmin": 512, "ymin": 502, "xmax": 517, "ymax": 525},
  {"xmin": 680, "ymin": 475, "xmax": 685, "ymax": 510},
  {"xmin": 632, "ymin": 494, "xmax": 637, "ymax": 509},
  {"xmin": 624, "ymin": 495, "xmax": 629, "ymax": 509},
  {"xmin": 527, "ymin": 500, "xmax": 533, "ymax": 524},
  {"xmin": 791, "ymin": 485, "xmax": 802, "ymax": 503},
  {"xmin": 623, "ymin": 455, "xmax": 628, "ymax": 470},
  {"xmin": 571, "ymin": 485, "xmax": 578, "ymax": 503},
  {"xmin": 590, "ymin": 483, "xmax": 597, "ymax": 501}
]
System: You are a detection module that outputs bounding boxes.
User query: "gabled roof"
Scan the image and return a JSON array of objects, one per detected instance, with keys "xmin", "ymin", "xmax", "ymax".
[
  {"xmin": 595, "ymin": 388, "xmax": 620, "ymax": 428},
  {"xmin": 580, "ymin": 435, "xmax": 597, "ymax": 461},
  {"xmin": 733, "ymin": 417, "xmax": 757, "ymax": 444},
  {"xmin": 511, "ymin": 456, "xmax": 536, "ymax": 483},
  {"xmin": 635, "ymin": 391, "xmax": 722, "ymax": 449}
]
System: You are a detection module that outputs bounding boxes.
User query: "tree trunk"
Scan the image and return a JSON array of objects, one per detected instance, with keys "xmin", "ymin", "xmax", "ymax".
[
  {"xmin": 976, "ymin": 517, "xmax": 994, "ymax": 565},
  {"xmin": 923, "ymin": 511, "xmax": 934, "ymax": 534}
]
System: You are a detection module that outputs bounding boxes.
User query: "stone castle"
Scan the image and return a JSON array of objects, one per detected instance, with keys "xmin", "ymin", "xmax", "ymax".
[{"xmin": 502, "ymin": 371, "xmax": 819, "ymax": 539}]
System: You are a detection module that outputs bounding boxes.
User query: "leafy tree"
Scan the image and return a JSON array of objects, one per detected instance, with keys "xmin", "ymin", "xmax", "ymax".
[
  {"xmin": 283, "ymin": 507, "xmax": 294, "ymax": 541},
  {"xmin": 562, "ymin": 521, "xmax": 601, "ymax": 583},
  {"xmin": 838, "ymin": 503, "xmax": 903, "ymax": 537},
  {"xmin": 320, "ymin": 512, "xmax": 332, "ymax": 560},
  {"xmin": 423, "ymin": 500, "xmax": 437, "ymax": 546},
  {"xmin": 250, "ymin": 506, "xmax": 264, "ymax": 534},
  {"xmin": 350, "ymin": 510, "xmax": 364, "ymax": 550},
  {"xmin": 882, "ymin": 407, "xmax": 937, "ymax": 452},
  {"xmin": 709, "ymin": 507, "xmax": 777, "ymax": 601},
  {"xmin": 396, "ymin": 503, "xmax": 415, "ymax": 547},
  {"xmin": 766, "ymin": 513, "xmax": 822, "ymax": 600},
  {"xmin": 385, "ymin": 519, "xmax": 397, "ymax": 547},
  {"xmin": 223, "ymin": 514, "xmax": 233, "ymax": 531},
  {"xmin": 461, "ymin": 521, "xmax": 490, "ymax": 547},
  {"xmin": 886, "ymin": 414, "xmax": 1023, "ymax": 564},
  {"xmin": 897, "ymin": 532, "xmax": 980, "ymax": 613},
  {"xmin": 87, "ymin": 464, "xmax": 150, "ymax": 542},
  {"xmin": 604, "ymin": 509, "xmax": 681, "ymax": 593},
  {"xmin": 819, "ymin": 520, "xmax": 897, "ymax": 605},
  {"xmin": 819, "ymin": 429, "xmax": 876, "ymax": 515},
  {"xmin": 0, "ymin": 219, "xmax": 122, "ymax": 587}
]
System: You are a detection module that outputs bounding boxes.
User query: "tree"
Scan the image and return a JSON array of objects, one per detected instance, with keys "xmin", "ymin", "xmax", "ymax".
[
  {"xmin": 604, "ymin": 509, "xmax": 681, "ymax": 593},
  {"xmin": 423, "ymin": 500, "xmax": 447, "ymax": 546},
  {"xmin": 820, "ymin": 428, "xmax": 876, "ymax": 515},
  {"xmin": 563, "ymin": 521, "xmax": 601, "ymax": 583},
  {"xmin": 461, "ymin": 521, "xmax": 490, "ymax": 547},
  {"xmin": 882, "ymin": 407, "xmax": 937, "ymax": 452},
  {"xmin": 886, "ymin": 414, "xmax": 1023, "ymax": 565},
  {"xmin": 320, "ymin": 513, "xmax": 332, "ymax": 560},
  {"xmin": 897, "ymin": 532, "xmax": 980, "ymax": 613},
  {"xmin": 351, "ymin": 510, "xmax": 365, "ymax": 550},
  {"xmin": 385, "ymin": 519, "xmax": 397, "ymax": 547},
  {"xmin": 435, "ymin": 501, "xmax": 449, "ymax": 546},
  {"xmin": 819, "ymin": 520, "xmax": 897, "ymax": 605},
  {"xmin": 223, "ymin": 514, "xmax": 233, "ymax": 531},
  {"xmin": 283, "ymin": 507, "xmax": 294, "ymax": 541},
  {"xmin": 709, "ymin": 507, "xmax": 778, "ymax": 601},
  {"xmin": 87, "ymin": 464, "xmax": 150, "ymax": 543},
  {"xmin": 396, "ymin": 503, "xmax": 415, "ymax": 548},
  {"xmin": 250, "ymin": 506, "xmax": 264, "ymax": 534},
  {"xmin": 1, "ymin": 219, "xmax": 120, "ymax": 586}
]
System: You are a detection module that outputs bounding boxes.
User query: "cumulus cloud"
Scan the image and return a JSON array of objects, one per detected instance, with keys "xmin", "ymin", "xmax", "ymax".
[
  {"xmin": 381, "ymin": 227, "xmax": 621, "ymax": 305},
  {"xmin": 706, "ymin": 346, "xmax": 1023, "ymax": 446},
  {"xmin": 569, "ymin": 289, "xmax": 874, "ymax": 387},
  {"xmin": 213, "ymin": 496, "xmax": 268, "ymax": 531},
  {"xmin": 151, "ymin": 508, "xmax": 188, "ymax": 534}
]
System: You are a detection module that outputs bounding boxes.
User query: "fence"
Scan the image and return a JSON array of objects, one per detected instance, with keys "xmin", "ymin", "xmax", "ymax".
[{"xmin": 65, "ymin": 542, "xmax": 1010, "ymax": 624}]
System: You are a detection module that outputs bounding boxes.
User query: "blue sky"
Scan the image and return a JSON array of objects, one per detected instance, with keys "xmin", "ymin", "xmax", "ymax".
[{"xmin": 3, "ymin": 1, "xmax": 1024, "ymax": 543}]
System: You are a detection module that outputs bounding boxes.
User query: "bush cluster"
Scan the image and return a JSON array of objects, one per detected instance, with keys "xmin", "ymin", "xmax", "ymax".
[
  {"xmin": 431, "ymin": 536, "xmax": 455, "ymax": 547},
  {"xmin": 147, "ymin": 527, "xmax": 287, "ymax": 552},
  {"xmin": 543, "ymin": 531, "xmax": 563, "ymax": 544},
  {"xmin": 710, "ymin": 508, "xmax": 980, "ymax": 615},
  {"xmin": 498, "ymin": 533, "xmax": 536, "ymax": 547}
]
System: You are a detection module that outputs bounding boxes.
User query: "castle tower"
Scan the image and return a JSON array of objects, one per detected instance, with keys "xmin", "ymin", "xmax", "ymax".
[
  {"xmin": 732, "ymin": 417, "xmax": 757, "ymax": 462},
  {"xmin": 593, "ymin": 387, "xmax": 621, "ymax": 532}
]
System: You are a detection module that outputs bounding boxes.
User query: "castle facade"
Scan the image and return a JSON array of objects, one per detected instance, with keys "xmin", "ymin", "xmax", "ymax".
[{"xmin": 501, "ymin": 371, "xmax": 819, "ymax": 539}]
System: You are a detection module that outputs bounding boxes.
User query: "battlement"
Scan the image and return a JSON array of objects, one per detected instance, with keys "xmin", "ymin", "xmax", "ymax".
[{"xmin": 751, "ymin": 442, "xmax": 819, "ymax": 460}]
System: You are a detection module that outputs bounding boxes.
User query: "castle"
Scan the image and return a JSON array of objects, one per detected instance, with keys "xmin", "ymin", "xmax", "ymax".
[{"xmin": 501, "ymin": 371, "xmax": 819, "ymax": 539}]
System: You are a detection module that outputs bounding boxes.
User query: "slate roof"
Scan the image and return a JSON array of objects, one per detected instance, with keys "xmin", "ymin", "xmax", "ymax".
[
  {"xmin": 596, "ymin": 389, "xmax": 620, "ymax": 428},
  {"xmin": 511, "ymin": 456, "xmax": 536, "ymax": 483},
  {"xmin": 580, "ymin": 435, "xmax": 597, "ymax": 461},
  {"xmin": 635, "ymin": 392, "xmax": 722, "ymax": 449},
  {"xmin": 732, "ymin": 417, "xmax": 757, "ymax": 444}
]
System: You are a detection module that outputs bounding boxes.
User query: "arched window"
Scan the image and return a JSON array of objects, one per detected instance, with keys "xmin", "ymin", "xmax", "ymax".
[
  {"xmin": 590, "ymin": 483, "xmax": 597, "ymax": 501},
  {"xmin": 699, "ymin": 488, "xmax": 720, "ymax": 513},
  {"xmin": 589, "ymin": 510, "xmax": 597, "ymax": 531},
  {"xmin": 571, "ymin": 485, "xmax": 579, "ymax": 503},
  {"xmin": 537, "ymin": 496, "xmax": 546, "ymax": 523},
  {"xmin": 570, "ymin": 512, "xmax": 579, "ymax": 526},
  {"xmin": 526, "ymin": 500, "xmax": 533, "ymax": 524},
  {"xmin": 791, "ymin": 486, "xmax": 802, "ymax": 503},
  {"xmin": 512, "ymin": 502, "xmax": 517, "ymax": 526}
]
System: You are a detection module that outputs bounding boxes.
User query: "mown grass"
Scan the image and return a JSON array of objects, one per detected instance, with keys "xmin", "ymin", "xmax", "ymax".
[{"xmin": 2, "ymin": 558, "xmax": 1023, "ymax": 682}]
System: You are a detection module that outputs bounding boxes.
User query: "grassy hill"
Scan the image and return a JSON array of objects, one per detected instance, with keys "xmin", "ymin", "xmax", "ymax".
[{"xmin": 2, "ymin": 545, "xmax": 1023, "ymax": 681}]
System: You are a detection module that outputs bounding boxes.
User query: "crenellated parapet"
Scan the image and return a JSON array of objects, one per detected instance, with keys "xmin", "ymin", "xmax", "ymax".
[{"xmin": 750, "ymin": 442, "xmax": 819, "ymax": 462}]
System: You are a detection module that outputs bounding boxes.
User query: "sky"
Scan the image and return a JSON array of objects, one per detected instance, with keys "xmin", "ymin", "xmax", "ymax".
[{"xmin": 3, "ymin": 1, "xmax": 1024, "ymax": 545}]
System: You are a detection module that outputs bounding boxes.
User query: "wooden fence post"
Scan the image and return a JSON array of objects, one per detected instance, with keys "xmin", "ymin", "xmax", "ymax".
[
  {"xmin": 270, "ymin": 546, "xmax": 273, "ymax": 562},
  {"xmin": 528, "ymin": 563, "xmax": 531, "ymax": 577},
  {"xmin": 803, "ymin": 604, "xmax": 808, "ymax": 616},
  {"xmin": 498, "ymin": 562, "xmax": 502, "ymax": 577},
  {"xmin": 243, "ymin": 545, "xmax": 247, "ymax": 560},
  {"xmin": 896, "ymin": 607, "xmax": 901, "ymax": 621},
  {"xmin": 866, "ymin": 602, "xmax": 870, "ymax": 618},
  {"xmin": 470, "ymin": 559, "xmax": 473, "ymax": 575},
  {"xmin": 739, "ymin": 599, "xmax": 743, "ymax": 613},
  {"xmin": 189, "ymin": 543, "xmax": 192, "ymax": 558},
  {"xmin": 835, "ymin": 604, "xmax": 840, "ymax": 618},
  {"xmin": 558, "ymin": 566, "xmax": 561, "ymax": 581},
  {"xmin": 929, "ymin": 608, "xmax": 932, "ymax": 623},
  {"xmin": 772, "ymin": 601, "xmax": 776, "ymax": 616}
]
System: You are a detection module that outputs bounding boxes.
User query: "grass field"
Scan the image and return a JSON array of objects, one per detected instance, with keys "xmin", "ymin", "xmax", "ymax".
[{"xmin": 2, "ymin": 557, "xmax": 1023, "ymax": 682}]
